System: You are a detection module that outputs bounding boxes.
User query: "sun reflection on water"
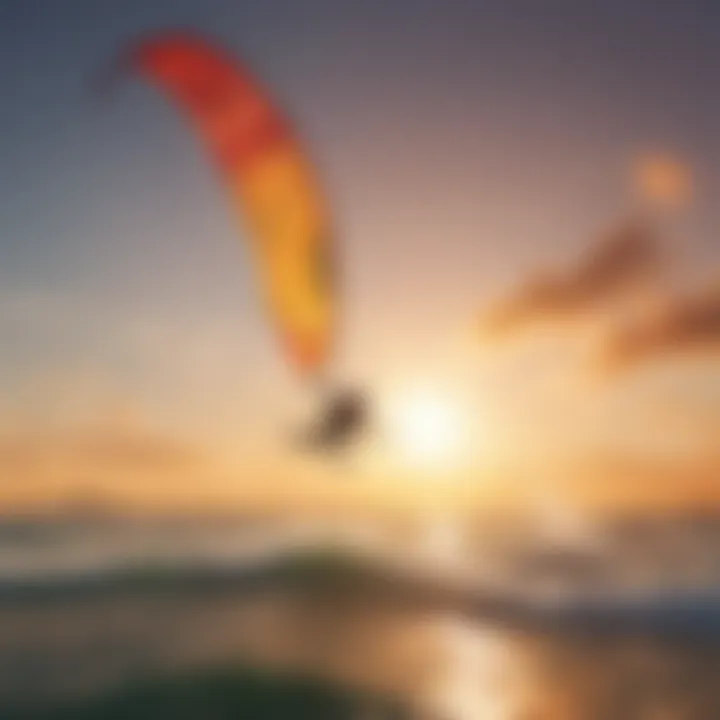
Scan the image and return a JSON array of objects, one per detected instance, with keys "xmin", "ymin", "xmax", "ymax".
[{"xmin": 426, "ymin": 616, "xmax": 526, "ymax": 720}]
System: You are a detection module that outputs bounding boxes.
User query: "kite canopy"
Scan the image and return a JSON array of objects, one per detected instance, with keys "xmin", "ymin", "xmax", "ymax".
[{"xmin": 127, "ymin": 33, "xmax": 336, "ymax": 375}]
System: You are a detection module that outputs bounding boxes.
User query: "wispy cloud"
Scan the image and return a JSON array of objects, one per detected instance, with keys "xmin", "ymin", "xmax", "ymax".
[
  {"xmin": 0, "ymin": 408, "xmax": 228, "ymax": 512},
  {"xmin": 599, "ymin": 282, "xmax": 720, "ymax": 371},
  {"xmin": 480, "ymin": 220, "xmax": 663, "ymax": 339}
]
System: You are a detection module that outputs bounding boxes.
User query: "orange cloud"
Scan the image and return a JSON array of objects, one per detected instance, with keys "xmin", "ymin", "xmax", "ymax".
[
  {"xmin": 599, "ymin": 281, "xmax": 720, "ymax": 371},
  {"xmin": 0, "ymin": 412, "xmax": 230, "ymax": 513},
  {"xmin": 634, "ymin": 153, "xmax": 694, "ymax": 211},
  {"xmin": 480, "ymin": 220, "xmax": 663, "ymax": 339}
]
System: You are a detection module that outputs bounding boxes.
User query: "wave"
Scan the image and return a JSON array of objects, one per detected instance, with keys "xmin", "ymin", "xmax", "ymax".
[{"xmin": 1, "ymin": 543, "xmax": 719, "ymax": 641}]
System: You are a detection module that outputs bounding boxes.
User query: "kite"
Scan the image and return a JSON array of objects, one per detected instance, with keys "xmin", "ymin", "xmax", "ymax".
[
  {"xmin": 126, "ymin": 33, "xmax": 336, "ymax": 376},
  {"xmin": 110, "ymin": 33, "xmax": 367, "ymax": 451}
]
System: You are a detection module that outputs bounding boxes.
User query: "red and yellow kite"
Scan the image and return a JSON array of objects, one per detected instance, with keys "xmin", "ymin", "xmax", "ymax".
[{"xmin": 127, "ymin": 33, "xmax": 335, "ymax": 375}]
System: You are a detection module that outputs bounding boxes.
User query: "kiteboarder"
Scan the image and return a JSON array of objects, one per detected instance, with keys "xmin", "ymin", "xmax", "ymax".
[
  {"xmin": 299, "ymin": 386, "xmax": 369, "ymax": 452},
  {"xmin": 116, "ymin": 33, "xmax": 368, "ymax": 456}
]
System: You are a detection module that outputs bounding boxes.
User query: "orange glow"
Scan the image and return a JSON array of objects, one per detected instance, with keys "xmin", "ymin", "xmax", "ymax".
[{"xmin": 634, "ymin": 153, "xmax": 694, "ymax": 210}]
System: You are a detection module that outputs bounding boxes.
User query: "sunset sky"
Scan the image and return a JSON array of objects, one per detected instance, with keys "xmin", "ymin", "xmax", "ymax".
[{"xmin": 1, "ymin": 0, "xmax": 719, "ymax": 513}]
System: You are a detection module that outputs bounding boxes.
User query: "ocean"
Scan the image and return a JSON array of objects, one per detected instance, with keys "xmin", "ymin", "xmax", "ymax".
[{"xmin": 1, "ymin": 513, "xmax": 719, "ymax": 719}]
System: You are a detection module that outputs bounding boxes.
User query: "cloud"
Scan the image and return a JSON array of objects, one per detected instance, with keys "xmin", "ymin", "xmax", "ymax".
[
  {"xmin": 478, "ymin": 153, "xmax": 696, "ymax": 343},
  {"xmin": 0, "ymin": 411, "xmax": 229, "ymax": 513},
  {"xmin": 633, "ymin": 153, "xmax": 694, "ymax": 211},
  {"xmin": 599, "ymin": 282, "xmax": 720, "ymax": 371},
  {"xmin": 480, "ymin": 220, "xmax": 664, "ymax": 339}
]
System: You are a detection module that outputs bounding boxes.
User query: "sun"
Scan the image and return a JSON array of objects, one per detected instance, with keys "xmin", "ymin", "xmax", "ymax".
[{"xmin": 387, "ymin": 388, "xmax": 468, "ymax": 470}]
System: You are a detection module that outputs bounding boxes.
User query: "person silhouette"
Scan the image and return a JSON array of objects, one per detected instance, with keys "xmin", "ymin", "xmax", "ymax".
[{"xmin": 298, "ymin": 387, "xmax": 369, "ymax": 453}]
